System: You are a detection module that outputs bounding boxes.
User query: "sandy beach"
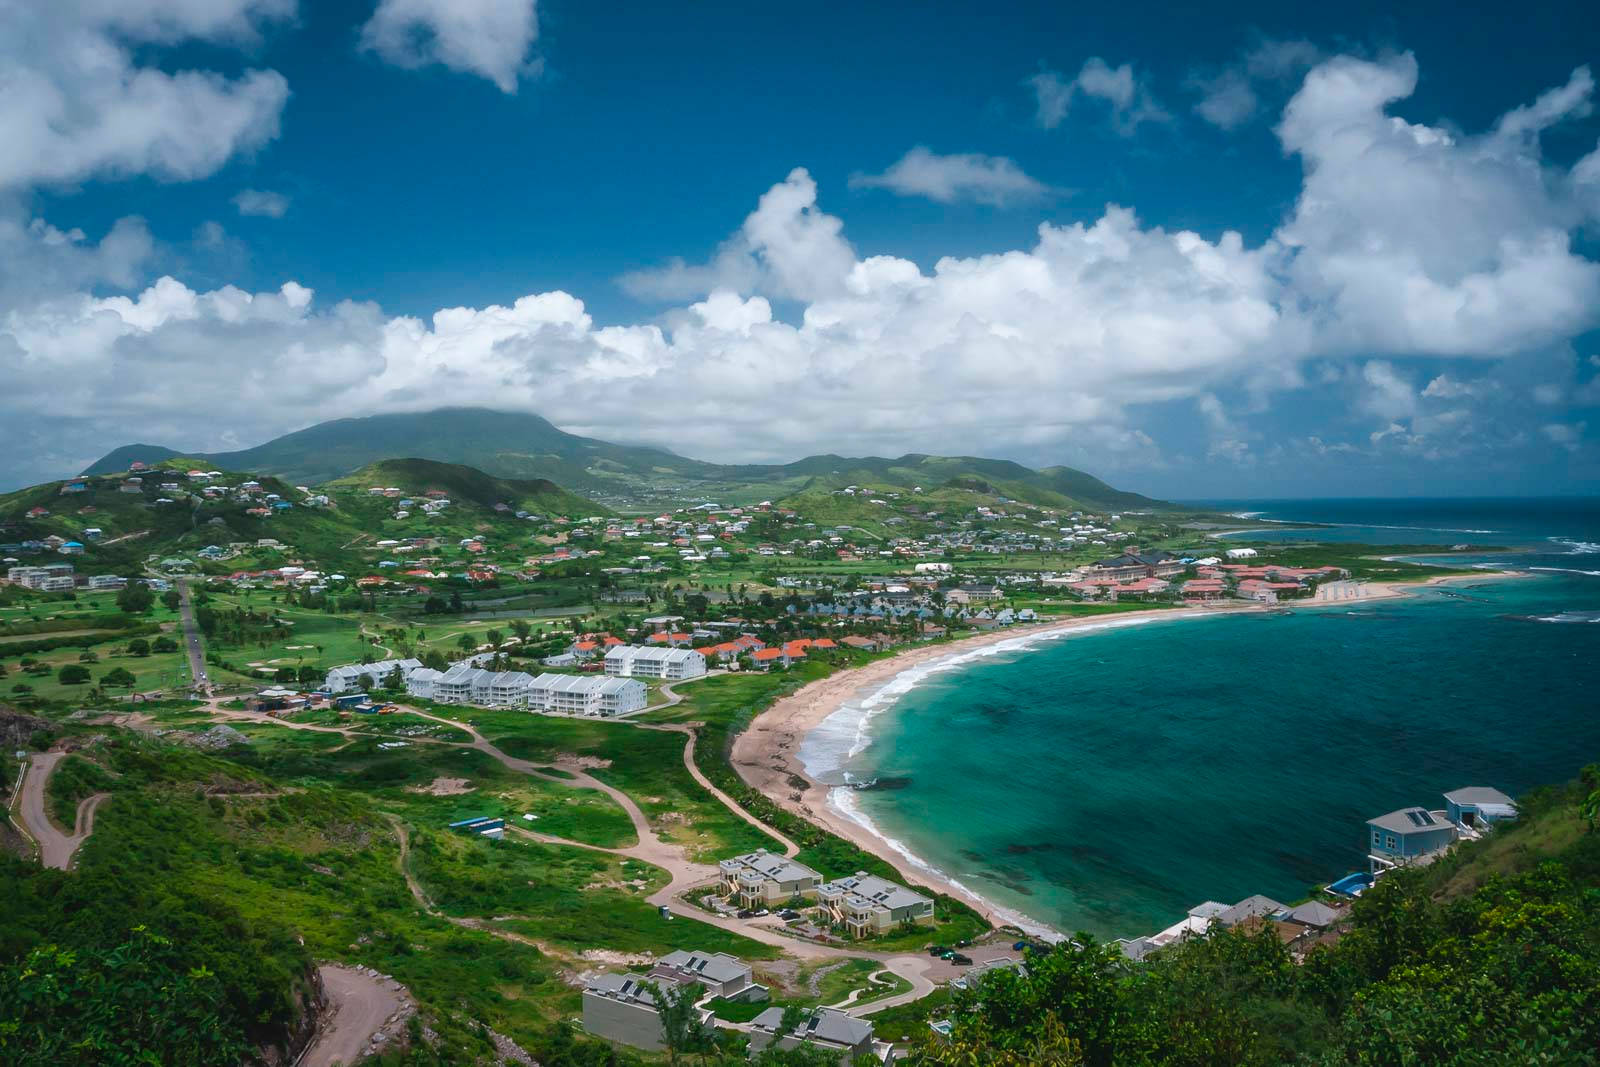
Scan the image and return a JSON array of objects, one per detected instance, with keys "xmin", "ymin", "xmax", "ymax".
[{"xmin": 730, "ymin": 569, "xmax": 1519, "ymax": 933}]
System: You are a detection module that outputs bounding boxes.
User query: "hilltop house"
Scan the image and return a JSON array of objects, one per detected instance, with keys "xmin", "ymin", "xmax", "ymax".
[
  {"xmin": 719, "ymin": 850, "xmax": 822, "ymax": 908},
  {"xmin": 817, "ymin": 871, "xmax": 934, "ymax": 937}
]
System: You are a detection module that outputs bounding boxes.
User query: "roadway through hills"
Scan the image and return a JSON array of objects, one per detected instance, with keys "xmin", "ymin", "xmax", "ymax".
[
  {"xmin": 11, "ymin": 751, "xmax": 109, "ymax": 870},
  {"xmin": 175, "ymin": 578, "xmax": 210, "ymax": 694}
]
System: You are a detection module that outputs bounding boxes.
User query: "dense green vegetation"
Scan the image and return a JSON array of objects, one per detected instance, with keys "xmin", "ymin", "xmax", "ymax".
[{"xmin": 906, "ymin": 769, "xmax": 1600, "ymax": 1066}]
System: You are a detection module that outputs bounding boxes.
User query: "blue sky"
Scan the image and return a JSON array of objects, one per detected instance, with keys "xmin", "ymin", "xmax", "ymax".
[{"xmin": 3, "ymin": 0, "xmax": 1599, "ymax": 497}]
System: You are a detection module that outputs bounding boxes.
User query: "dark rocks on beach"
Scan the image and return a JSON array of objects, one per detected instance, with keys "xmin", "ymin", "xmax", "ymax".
[{"xmin": 856, "ymin": 775, "xmax": 913, "ymax": 791}]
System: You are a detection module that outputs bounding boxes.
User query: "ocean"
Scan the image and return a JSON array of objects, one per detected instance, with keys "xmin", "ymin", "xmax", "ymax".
[{"xmin": 798, "ymin": 498, "xmax": 1600, "ymax": 940}]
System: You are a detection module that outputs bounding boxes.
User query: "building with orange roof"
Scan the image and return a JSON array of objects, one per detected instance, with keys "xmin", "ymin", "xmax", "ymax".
[{"xmin": 750, "ymin": 647, "xmax": 788, "ymax": 670}]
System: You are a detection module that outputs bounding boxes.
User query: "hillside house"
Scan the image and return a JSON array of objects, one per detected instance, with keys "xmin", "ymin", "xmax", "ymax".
[
  {"xmin": 1444, "ymin": 786, "xmax": 1518, "ymax": 831},
  {"xmin": 746, "ymin": 1008, "xmax": 877, "ymax": 1065},
  {"xmin": 1367, "ymin": 807, "xmax": 1456, "ymax": 874}
]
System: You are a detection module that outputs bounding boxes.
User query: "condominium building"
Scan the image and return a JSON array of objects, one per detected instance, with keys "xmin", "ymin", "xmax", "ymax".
[
  {"xmin": 526, "ymin": 673, "xmax": 648, "ymax": 716},
  {"xmin": 324, "ymin": 658, "xmax": 423, "ymax": 694},
  {"xmin": 718, "ymin": 850, "xmax": 822, "ymax": 908},
  {"xmin": 604, "ymin": 645, "xmax": 707, "ymax": 680},
  {"xmin": 818, "ymin": 871, "xmax": 935, "ymax": 937}
]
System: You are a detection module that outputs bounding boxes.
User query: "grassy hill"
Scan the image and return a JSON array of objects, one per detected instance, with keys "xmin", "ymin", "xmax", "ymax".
[
  {"xmin": 325, "ymin": 458, "xmax": 608, "ymax": 518},
  {"xmin": 0, "ymin": 457, "xmax": 605, "ymax": 579},
  {"xmin": 81, "ymin": 408, "xmax": 1168, "ymax": 512}
]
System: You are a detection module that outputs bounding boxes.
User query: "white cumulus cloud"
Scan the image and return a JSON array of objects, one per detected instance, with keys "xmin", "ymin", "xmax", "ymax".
[
  {"xmin": 2, "ymin": 51, "xmax": 1599, "ymax": 486},
  {"xmin": 0, "ymin": 0, "xmax": 292, "ymax": 191},
  {"xmin": 360, "ymin": 0, "xmax": 540, "ymax": 93}
]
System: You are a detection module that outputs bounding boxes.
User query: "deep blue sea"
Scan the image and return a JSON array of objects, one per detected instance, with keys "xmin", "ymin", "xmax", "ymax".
[{"xmin": 800, "ymin": 498, "xmax": 1600, "ymax": 940}]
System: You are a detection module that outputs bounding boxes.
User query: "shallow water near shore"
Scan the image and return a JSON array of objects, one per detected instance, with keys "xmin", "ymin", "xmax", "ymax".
[{"xmin": 814, "ymin": 500, "xmax": 1600, "ymax": 940}]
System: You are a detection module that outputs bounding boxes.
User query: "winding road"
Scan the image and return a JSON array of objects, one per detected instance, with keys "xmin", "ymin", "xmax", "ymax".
[
  {"xmin": 298, "ymin": 965, "xmax": 408, "ymax": 1067},
  {"xmin": 12, "ymin": 752, "xmax": 108, "ymax": 870},
  {"xmin": 191, "ymin": 690, "xmax": 989, "ymax": 1021}
]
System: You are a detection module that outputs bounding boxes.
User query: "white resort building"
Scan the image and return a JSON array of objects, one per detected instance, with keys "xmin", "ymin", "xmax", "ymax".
[
  {"xmin": 525, "ymin": 673, "xmax": 648, "ymax": 716},
  {"xmin": 324, "ymin": 658, "xmax": 422, "ymax": 694},
  {"xmin": 604, "ymin": 645, "xmax": 707, "ymax": 680}
]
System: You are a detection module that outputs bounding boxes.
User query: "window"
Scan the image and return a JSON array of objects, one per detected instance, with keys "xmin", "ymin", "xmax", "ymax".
[
  {"xmin": 1372, "ymin": 830, "xmax": 1382, "ymax": 846},
  {"xmin": 1385, "ymin": 835, "xmax": 1397, "ymax": 850}
]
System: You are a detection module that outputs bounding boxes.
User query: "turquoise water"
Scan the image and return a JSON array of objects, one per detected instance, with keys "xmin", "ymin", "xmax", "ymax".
[{"xmin": 816, "ymin": 500, "xmax": 1600, "ymax": 939}]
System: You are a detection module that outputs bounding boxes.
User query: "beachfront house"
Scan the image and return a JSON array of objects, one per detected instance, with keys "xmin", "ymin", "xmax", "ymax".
[
  {"xmin": 817, "ymin": 871, "xmax": 935, "ymax": 937},
  {"xmin": 746, "ymin": 1007, "xmax": 878, "ymax": 1065},
  {"xmin": 1367, "ymin": 806, "xmax": 1456, "ymax": 873},
  {"xmin": 1443, "ymin": 786, "xmax": 1518, "ymax": 831},
  {"xmin": 604, "ymin": 645, "xmax": 707, "ymax": 680},
  {"xmin": 719, "ymin": 850, "xmax": 822, "ymax": 908}
]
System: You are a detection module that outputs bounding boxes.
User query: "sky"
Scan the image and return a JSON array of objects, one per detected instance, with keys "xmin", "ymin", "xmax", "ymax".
[{"xmin": 3, "ymin": 1, "xmax": 1600, "ymax": 498}]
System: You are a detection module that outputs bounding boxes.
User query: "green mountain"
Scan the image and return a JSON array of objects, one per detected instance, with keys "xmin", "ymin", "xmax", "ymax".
[{"xmin": 82, "ymin": 407, "xmax": 1166, "ymax": 511}]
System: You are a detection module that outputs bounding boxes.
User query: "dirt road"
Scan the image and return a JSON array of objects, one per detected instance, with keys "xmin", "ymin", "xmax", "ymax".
[
  {"xmin": 14, "ymin": 752, "xmax": 108, "ymax": 869},
  {"xmin": 299, "ymin": 965, "xmax": 408, "ymax": 1067}
]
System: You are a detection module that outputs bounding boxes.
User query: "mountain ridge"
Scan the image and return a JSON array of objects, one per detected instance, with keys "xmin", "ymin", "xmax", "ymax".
[{"xmin": 81, "ymin": 407, "xmax": 1166, "ymax": 511}]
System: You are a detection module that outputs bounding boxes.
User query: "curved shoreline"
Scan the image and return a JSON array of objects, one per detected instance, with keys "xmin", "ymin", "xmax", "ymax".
[{"xmin": 730, "ymin": 570, "xmax": 1518, "ymax": 938}]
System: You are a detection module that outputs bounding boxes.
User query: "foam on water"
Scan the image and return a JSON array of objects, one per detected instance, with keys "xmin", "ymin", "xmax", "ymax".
[
  {"xmin": 827, "ymin": 787, "xmax": 1065, "ymax": 941},
  {"xmin": 1550, "ymin": 538, "xmax": 1600, "ymax": 554},
  {"xmin": 797, "ymin": 611, "xmax": 1213, "ymax": 784}
]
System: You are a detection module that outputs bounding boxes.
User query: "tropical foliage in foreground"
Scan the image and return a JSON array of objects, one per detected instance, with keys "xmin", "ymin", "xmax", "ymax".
[{"xmin": 910, "ymin": 771, "xmax": 1600, "ymax": 1067}]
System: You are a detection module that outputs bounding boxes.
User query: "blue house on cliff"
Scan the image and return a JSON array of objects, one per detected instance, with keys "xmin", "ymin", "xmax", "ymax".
[{"xmin": 1367, "ymin": 806, "xmax": 1456, "ymax": 874}]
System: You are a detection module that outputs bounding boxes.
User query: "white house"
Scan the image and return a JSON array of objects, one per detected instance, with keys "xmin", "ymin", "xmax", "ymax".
[
  {"xmin": 404, "ymin": 667, "xmax": 445, "ymax": 699},
  {"xmin": 431, "ymin": 664, "xmax": 491, "ymax": 703},
  {"xmin": 324, "ymin": 658, "xmax": 423, "ymax": 694},
  {"xmin": 1225, "ymin": 547, "xmax": 1259, "ymax": 560},
  {"xmin": 604, "ymin": 645, "xmax": 707, "ymax": 680},
  {"xmin": 526, "ymin": 673, "xmax": 648, "ymax": 716}
]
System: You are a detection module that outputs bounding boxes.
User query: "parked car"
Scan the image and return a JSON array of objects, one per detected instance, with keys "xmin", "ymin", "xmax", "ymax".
[
  {"xmin": 927, "ymin": 945, "xmax": 950, "ymax": 957},
  {"xmin": 950, "ymin": 953, "xmax": 973, "ymax": 966}
]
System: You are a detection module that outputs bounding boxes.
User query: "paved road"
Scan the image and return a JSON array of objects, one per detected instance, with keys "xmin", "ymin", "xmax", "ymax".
[
  {"xmin": 14, "ymin": 752, "xmax": 108, "ymax": 869},
  {"xmin": 299, "ymin": 965, "xmax": 407, "ymax": 1067},
  {"xmin": 175, "ymin": 578, "xmax": 209, "ymax": 693}
]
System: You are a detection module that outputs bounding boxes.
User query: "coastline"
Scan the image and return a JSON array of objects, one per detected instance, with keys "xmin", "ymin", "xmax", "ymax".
[{"xmin": 729, "ymin": 569, "xmax": 1521, "ymax": 938}]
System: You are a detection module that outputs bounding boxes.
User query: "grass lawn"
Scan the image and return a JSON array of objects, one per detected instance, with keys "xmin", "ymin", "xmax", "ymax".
[
  {"xmin": 433, "ymin": 707, "xmax": 778, "ymax": 861},
  {"xmin": 413, "ymin": 829, "xmax": 780, "ymax": 961}
]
